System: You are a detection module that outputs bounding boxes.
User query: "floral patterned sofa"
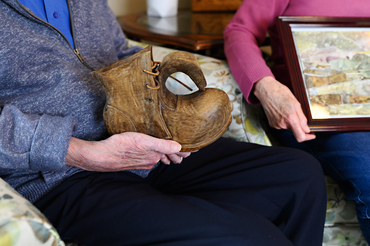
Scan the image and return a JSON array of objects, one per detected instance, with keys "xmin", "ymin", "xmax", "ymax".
[{"xmin": 0, "ymin": 41, "xmax": 367, "ymax": 246}]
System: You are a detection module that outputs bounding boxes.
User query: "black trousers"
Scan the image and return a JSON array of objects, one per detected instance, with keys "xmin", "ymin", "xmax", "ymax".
[{"xmin": 35, "ymin": 137, "xmax": 327, "ymax": 246}]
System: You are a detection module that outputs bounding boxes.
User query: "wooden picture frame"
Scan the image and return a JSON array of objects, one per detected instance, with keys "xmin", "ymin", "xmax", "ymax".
[{"xmin": 277, "ymin": 16, "xmax": 370, "ymax": 132}]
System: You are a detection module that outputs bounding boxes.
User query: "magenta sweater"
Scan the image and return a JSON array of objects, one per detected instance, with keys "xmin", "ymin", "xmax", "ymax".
[{"xmin": 224, "ymin": 0, "xmax": 370, "ymax": 104}]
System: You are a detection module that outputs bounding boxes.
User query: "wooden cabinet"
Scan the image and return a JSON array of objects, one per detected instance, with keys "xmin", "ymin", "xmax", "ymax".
[{"xmin": 191, "ymin": 0, "xmax": 242, "ymax": 12}]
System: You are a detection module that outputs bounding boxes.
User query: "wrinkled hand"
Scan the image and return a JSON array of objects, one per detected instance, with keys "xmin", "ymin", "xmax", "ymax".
[
  {"xmin": 66, "ymin": 132, "xmax": 192, "ymax": 172},
  {"xmin": 253, "ymin": 76, "xmax": 315, "ymax": 142}
]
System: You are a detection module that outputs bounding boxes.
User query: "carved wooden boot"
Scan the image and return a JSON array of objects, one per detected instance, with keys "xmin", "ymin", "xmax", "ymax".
[{"xmin": 92, "ymin": 46, "xmax": 232, "ymax": 152}]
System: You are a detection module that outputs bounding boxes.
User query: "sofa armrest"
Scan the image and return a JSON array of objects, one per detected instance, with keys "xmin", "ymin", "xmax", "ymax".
[{"xmin": 0, "ymin": 178, "xmax": 65, "ymax": 246}]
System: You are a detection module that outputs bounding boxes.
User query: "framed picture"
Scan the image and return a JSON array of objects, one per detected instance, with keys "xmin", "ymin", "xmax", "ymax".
[{"xmin": 277, "ymin": 16, "xmax": 370, "ymax": 132}]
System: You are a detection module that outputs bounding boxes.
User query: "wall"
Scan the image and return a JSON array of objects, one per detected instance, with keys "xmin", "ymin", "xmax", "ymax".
[{"xmin": 107, "ymin": 0, "xmax": 191, "ymax": 16}]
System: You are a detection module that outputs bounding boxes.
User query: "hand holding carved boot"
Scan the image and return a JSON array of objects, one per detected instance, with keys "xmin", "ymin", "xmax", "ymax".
[{"xmin": 92, "ymin": 46, "xmax": 232, "ymax": 152}]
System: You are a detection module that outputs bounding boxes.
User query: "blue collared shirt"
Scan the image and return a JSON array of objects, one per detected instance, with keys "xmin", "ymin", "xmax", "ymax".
[{"xmin": 18, "ymin": 0, "xmax": 75, "ymax": 48}]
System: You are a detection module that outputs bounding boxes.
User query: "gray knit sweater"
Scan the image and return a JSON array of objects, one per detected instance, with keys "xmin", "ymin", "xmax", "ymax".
[{"xmin": 0, "ymin": 0, "xmax": 143, "ymax": 202}]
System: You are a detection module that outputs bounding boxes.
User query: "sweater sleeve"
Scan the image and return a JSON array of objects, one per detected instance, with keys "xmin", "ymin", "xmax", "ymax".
[
  {"xmin": 0, "ymin": 105, "xmax": 76, "ymax": 172},
  {"xmin": 105, "ymin": 2, "xmax": 142, "ymax": 60},
  {"xmin": 224, "ymin": 0, "xmax": 289, "ymax": 104}
]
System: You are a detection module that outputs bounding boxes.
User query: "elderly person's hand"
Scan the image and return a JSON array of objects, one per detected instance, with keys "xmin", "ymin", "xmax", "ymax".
[
  {"xmin": 66, "ymin": 132, "xmax": 192, "ymax": 172},
  {"xmin": 253, "ymin": 76, "xmax": 316, "ymax": 143}
]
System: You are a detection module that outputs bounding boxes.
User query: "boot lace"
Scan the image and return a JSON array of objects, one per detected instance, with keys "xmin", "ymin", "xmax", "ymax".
[{"xmin": 143, "ymin": 61, "xmax": 193, "ymax": 91}]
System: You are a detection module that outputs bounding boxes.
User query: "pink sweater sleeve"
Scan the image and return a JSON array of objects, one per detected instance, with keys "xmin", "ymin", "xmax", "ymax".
[{"xmin": 224, "ymin": 0, "xmax": 289, "ymax": 104}]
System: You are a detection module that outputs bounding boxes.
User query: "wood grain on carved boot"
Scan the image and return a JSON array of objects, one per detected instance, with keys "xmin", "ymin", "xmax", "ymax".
[{"xmin": 92, "ymin": 46, "xmax": 232, "ymax": 152}]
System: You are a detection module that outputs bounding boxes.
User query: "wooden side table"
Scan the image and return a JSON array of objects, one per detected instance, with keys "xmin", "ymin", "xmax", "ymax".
[{"xmin": 116, "ymin": 11, "xmax": 235, "ymax": 51}]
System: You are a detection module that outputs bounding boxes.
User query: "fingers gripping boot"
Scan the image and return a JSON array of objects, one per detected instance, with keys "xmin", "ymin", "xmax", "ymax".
[{"xmin": 92, "ymin": 46, "xmax": 232, "ymax": 152}]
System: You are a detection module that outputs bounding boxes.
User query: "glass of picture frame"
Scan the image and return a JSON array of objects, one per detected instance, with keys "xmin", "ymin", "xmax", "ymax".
[{"xmin": 277, "ymin": 16, "xmax": 370, "ymax": 132}]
